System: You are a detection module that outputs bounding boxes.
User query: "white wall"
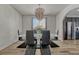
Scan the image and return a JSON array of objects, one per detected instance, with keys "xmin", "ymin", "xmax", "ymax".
[
  {"xmin": 47, "ymin": 16, "xmax": 56, "ymax": 34},
  {"xmin": 22, "ymin": 16, "xmax": 32, "ymax": 35},
  {"xmin": 22, "ymin": 15, "xmax": 56, "ymax": 39},
  {"xmin": 0, "ymin": 5, "xmax": 22, "ymax": 50}
]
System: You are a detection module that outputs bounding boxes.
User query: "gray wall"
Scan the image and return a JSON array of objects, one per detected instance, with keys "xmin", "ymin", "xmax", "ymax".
[
  {"xmin": 47, "ymin": 16, "xmax": 56, "ymax": 34},
  {"xmin": 22, "ymin": 15, "xmax": 56, "ymax": 39},
  {"xmin": 22, "ymin": 16, "xmax": 32, "ymax": 35},
  {"xmin": 0, "ymin": 5, "xmax": 22, "ymax": 50}
]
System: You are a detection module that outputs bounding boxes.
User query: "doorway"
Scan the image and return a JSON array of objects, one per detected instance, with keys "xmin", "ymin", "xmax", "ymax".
[{"xmin": 63, "ymin": 17, "xmax": 79, "ymax": 40}]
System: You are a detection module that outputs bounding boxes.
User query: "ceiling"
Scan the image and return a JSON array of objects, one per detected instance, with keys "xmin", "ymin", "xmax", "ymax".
[{"xmin": 11, "ymin": 4, "xmax": 69, "ymax": 16}]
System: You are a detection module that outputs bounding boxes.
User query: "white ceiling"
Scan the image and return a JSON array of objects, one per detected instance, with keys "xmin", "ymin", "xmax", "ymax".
[{"xmin": 11, "ymin": 4, "xmax": 69, "ymax": 16}]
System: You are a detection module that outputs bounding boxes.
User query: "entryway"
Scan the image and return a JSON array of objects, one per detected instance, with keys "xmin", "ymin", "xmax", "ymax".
[{"xmin": 63, "ymin": 17, "xmax": 79, "ymax": 40}]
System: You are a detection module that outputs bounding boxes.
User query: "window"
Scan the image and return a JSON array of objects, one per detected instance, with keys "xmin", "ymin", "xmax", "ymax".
[{"xmin": 32, "ymin": 17, "xmax": 47, "ymax": 30}]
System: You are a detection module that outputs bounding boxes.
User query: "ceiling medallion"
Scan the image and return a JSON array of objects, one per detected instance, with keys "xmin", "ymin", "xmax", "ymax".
[{"xmin": 35, "ymin": 4, "xmax": 45, "ymax": 20}]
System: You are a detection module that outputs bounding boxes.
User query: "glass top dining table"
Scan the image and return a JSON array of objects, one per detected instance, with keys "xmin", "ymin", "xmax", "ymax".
[{"xmin": 34, "ymin": 33, "xmax": 42, "ymax": 48}]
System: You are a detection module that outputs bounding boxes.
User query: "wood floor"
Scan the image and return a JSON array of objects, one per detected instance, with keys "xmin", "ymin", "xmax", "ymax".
[
  {"xmin": 0, "ymin": 41, "xmax": 26, "ymax": 55},
  {"xmin": 0, "ymin": 40, "xmax": 79, "ymax": 55}
]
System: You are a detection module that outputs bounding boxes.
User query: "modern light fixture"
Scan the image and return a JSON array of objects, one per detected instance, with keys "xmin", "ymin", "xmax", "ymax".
[{"xmin": 35, "ymin": 4, "xmax": 45, "ymax": 20}]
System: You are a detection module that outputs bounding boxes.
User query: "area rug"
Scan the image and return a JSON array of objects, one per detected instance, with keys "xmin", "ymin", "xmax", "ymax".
[
  {"xmin": 50, "ymin": 41, "xmax": 59, "ymax": 48},
  {"xmin": 17, "ymin": 42, "xmax": 26, "ymax": 48},
  {"xmin": 17, "ymin": 41, "xmax": 59, "ymax": 48}
]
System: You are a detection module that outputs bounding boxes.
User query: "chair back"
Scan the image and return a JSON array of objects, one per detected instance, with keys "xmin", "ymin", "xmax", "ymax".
[
  {"xmin": 41, "ymin": 30, "xmax": 50, "ymax": 46},
  {"xmin": 26, "ymin": 30, "xmax": 35, "ymax": 46}
]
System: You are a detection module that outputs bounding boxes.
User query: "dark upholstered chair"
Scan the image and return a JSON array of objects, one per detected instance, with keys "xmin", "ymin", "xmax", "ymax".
[
  {"xmin": 41, "ymin": 30, "xmax": 50, "ymax": 46},
  {"xmin": 26, "ymin": 30, "xmax": 36, "ymax": 46}
]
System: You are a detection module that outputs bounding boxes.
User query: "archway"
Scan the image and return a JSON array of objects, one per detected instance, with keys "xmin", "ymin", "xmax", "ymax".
[{"xmin": 56, "ymin": 4, "xmax": 79, "ymax": 41}]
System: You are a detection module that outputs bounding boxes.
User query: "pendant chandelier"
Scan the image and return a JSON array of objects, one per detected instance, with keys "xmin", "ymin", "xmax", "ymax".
[{"xmin": 35, "ymin": 4, "xmax": 45, "ymax": 20}]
